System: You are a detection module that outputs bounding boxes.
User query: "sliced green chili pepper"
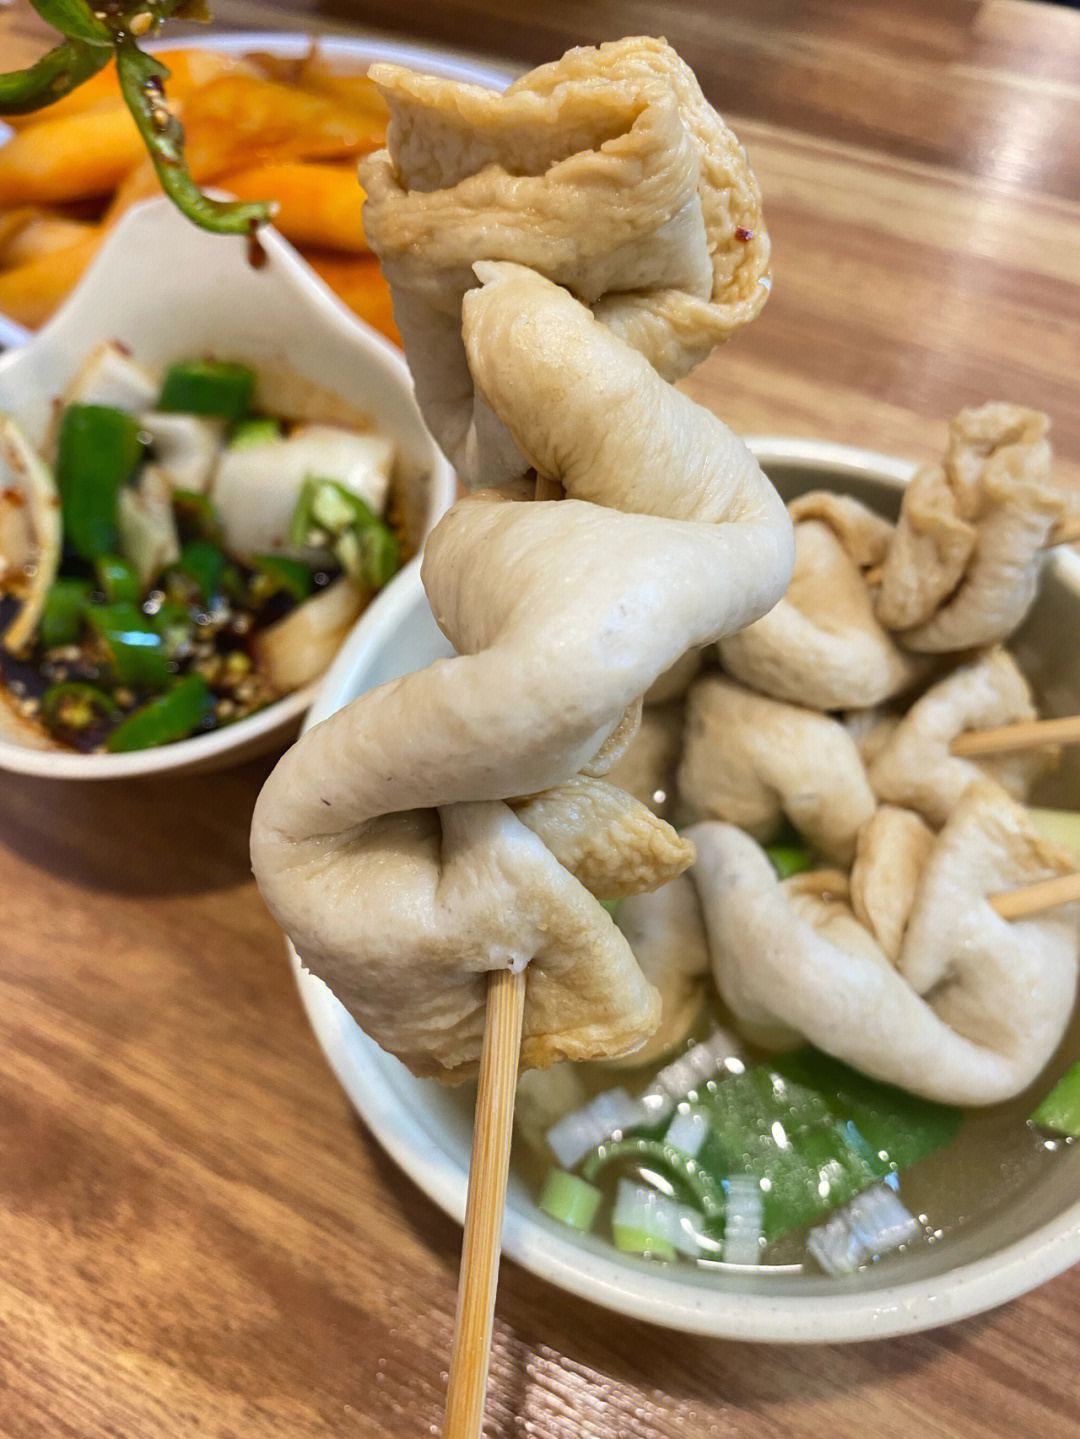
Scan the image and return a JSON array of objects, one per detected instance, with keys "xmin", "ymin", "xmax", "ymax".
[
  {"xmin": 40, "ymin": 680, "xmax": 119, "ymax": 732},
  {"xmin": 286, "ymin": 476, "xmax": 320, "ymax": 548},
  {"xmin": 158, "ymin": 360, "xmax": 257, "ymax": 421},
  {"xmin": 0, "ymin": 2, "xmax": 166, "ymax": 116},
  {"xmin": 56, "ymin": 404, "xmax": 144, "ymax": 562},
  {"xmin": 333, "ymin": 518, "xmax": 400, "ymax": 591},
  {"xmin": 95, "ymin": 555, "xmax": 141, "ymax": 605},
  {"xmin": 0, "ymin": 38, "xmax": 110, "ymax": 115},
  {"xmin": 174, "ymin": 538, "xmax": 227, "ymax": 602},
  {"xmin": 31, "ymin": 1, "xmax": 113, "ymax": 46},
  {"xmin": 308, "ymin": 478, "xmax": 364, "ymax": 534},
  {"xmin": 150, "ymin": 600, "xmax": 195, "ymax": 655},
  {"xmin": 290, "ymin": 476, "xmax": 401, "ymax": 588},
  {"xmin": 84, "ymin": 602, "xmax": 171, "ymax": 688},
  {"xmin": 105, "ymin": 672, "xmax": 212, "ymax": 752},
  {"xmin": 230, "ymin": 416, "xmax": 283, "ymax": 449},
  {"xmin": 115, "ymin": 39, "xmax": 276, "ymax": 236},
  {"xmin": 251, "ymin": 554, "xmax": 313, "ymax": 604},
  {"xmin": 582, "ymin": 1138, "xmax": 727, "ymax": 1222},
  {"xmin": 356, "ymin": 522, "xmax": 400, "ymax": 590},
  {"xmin": 171, "ymin": 488, "xmax": 224, "ymax": 544},
  {"xmin": 1, "ymin": 3, "xmax": 265, "ymax": 236},
  {"xmin": 39, "ymin": 577, "xmax": 92, "ymax": 648}
]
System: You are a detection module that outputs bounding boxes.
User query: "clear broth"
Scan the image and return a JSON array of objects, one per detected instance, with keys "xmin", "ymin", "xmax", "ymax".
[{"xmin": 513, "ymin": 971, "xmax": 1077, "ymax": 1275}]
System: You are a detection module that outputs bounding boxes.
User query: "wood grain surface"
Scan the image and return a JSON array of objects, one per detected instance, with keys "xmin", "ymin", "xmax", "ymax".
[{"xmin": 3, "ymin": 4, "xmax": 1080, "ymax": 1438}]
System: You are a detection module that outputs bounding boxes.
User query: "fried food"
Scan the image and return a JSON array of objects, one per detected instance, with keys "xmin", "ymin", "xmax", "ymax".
[{"xmin": 0, "ymin": 46, "xmax": 397, "ymax": 341}]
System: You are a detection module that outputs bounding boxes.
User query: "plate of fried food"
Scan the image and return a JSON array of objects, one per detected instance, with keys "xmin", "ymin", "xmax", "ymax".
[{"xmin": 0, "ymin": 30, "xmax": 514, "ymax": 343}]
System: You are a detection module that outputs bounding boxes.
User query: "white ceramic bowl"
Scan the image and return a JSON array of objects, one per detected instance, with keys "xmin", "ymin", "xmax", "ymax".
[
  {"xmin": 290, "ymin": 439, "xmax": 1080, "ymax": 1341},
  {"xmin": 0, "ymin": 196, "xmax": 455, "ymax": 778}
]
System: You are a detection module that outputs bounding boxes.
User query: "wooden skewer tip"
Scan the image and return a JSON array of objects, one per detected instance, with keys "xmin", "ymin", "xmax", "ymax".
[
  {"xmin": 443, "ymin": 470, "xmax": 562, "ymax": 1439},
  {"xmin": 443, "ymin": 966, "xmax": 526, "ymax": 1439},
  {"xmin": 951, "ymin": 713, "xmax": 1080, "ymax": 758},
  {"xmin": 989, "ymin": 870, "xmax": 1080, "ymax": 921}
]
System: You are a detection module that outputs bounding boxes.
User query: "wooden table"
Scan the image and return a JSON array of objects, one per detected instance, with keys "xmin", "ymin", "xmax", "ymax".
[{"xmin": 3, "ymin": 4, "xmax": 1080, "ymax": 1437}]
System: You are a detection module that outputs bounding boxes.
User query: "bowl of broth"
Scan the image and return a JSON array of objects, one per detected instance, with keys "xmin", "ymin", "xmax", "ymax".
[{"xmin": 289, "ymin": 438, "xmax": 1080, "ymax": 1340}]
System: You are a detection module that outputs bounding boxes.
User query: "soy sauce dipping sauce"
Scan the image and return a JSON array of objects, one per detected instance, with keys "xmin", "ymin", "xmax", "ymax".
[{"xmin": 0, "ymin": 351, "xmax": 405, "ymax": 755}]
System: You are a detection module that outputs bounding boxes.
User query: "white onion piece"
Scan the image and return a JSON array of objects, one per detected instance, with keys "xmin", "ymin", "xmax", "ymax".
[
  {"xmin": 806, "ymin": 1182, "xmax": 922, "ymax": 1275},
  {"xmin": 640, "ymin": 1028, "xmax": 746, "ymax": 1122},
  {"xmin": 138, "ymin": 412, "xmax": 226, "ymax": 494},
  {"xmin": 545, "ymin": 1086, "xmax": 645, "ymax": 1170},
  {"xmin": 664, "ymin": 1106, "xmax": 710, "ymax": 1159},
  {"xmin": 65, "ymin": 341, "xmax": 158, "ymax": 412},
  {"xmin": 252, "ymin": 574, "xmax": 367, "ymax": 694},
  {"xmin": 211, "ymin": 426, "xmax": 394, "ymax": 560},
  {"xmin": 515, "ymin": 1064, "xmax": 590, "ymax": 1155},
  {"xmin": 116, "ymin": 463, "xmax": 181, "ymax": 589},
  {"xmin": 0, "ymin": 416, "xmax": 61, "ymax": 654},
  {"xmin": 722, "ymin": 1175, "xmax": 765, "ymax": 1265}
]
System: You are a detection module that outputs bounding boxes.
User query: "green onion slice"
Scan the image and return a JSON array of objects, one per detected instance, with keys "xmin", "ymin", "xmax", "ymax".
[{"xmin": 537, "ymin": 1168, "xmax": 602, "ymax": 1232}]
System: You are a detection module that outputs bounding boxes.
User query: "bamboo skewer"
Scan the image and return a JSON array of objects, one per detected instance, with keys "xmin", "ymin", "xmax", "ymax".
[
  {"xmin": 989, "ymin": 872, "xmax": 1080, "ymax": 920},
  {"xmin": 950, "ymin": 714, "xmax": 1080, "ymax": 758},
  {"xmin": 946, "ymin": 718, "xmax": 1080, "ymax": 913},
  {"xmin": 442, "ymin": 472, "xmax": 565, "ymax": 1439},
  {"xmin": 939, "ymin": 717, "xmax": 1080, "ymax": 914},
  {"xmin": 443, "ymin": 967, "xmax": 526, "ymax": 1439}
]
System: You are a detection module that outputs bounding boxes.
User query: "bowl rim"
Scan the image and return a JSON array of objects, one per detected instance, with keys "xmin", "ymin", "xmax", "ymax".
[
  {"xmin": 151, "ymin": 27, "xmax": 519, "ymax": 88},
  {"xmin": 291, "ymin": 436, "xmax": 1080, "ymax": 1342}
]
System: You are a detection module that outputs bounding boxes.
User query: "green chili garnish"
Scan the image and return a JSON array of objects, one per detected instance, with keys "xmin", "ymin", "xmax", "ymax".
[
  {"xmin": 290, "ymin": 476, "xmax": 401, "ymax": 589},
  {"xmin": 40, "ymin": 680, "xmax": 119, "ymax": 732},
  {"xmin": 115, "ymin": 39, "xmax": 276, "ymax": 236},
  {"xmin": 95, "ymin": 556, "xmax": 141, "ymax": 605},
  {"xmin": 105, "ymin": 672, "xmax": 212, "ymax": 752},
  {"xmin": 174, "ymin": 538, "xmax": 227, "ymax": 602},
  {"xmin": 39, "ymin": 577, "xmax": 92, "ymax": 648},
  {"xmin": 353, "ymin": 521, "xmax": 400, "ymax": 590},
  {"xmin": 251, "ymin": 554, "xmax": 313, "ymax": 604},
  {"xmin": 230, "ymin": 416, "xmax": 283, "ymax": 449},
  {"xmin": 56, "ymin": 404, "xmax": 144, "ymax": 562},
  {"xmin": 31, "ymin": 1, "xmax": 113, "ymax": 45},
  {"xmin": 0, "ymin": 37, "xmax": 110, "ymax": 115},
  {"xmin": 84, "ymin": 602, "xmax": 171, "ymax": 688},
  {"xmin": 582, "ymin": 1138, "xmax": 727, "ymax": 1222},
  {"xmin": 158, "ymin": 360, "xmax": 257, "ymax": 421},
  {"xmin": 0, "ymin": 3, "xmax": 275, "ymax": 234}
]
